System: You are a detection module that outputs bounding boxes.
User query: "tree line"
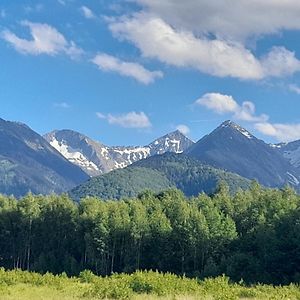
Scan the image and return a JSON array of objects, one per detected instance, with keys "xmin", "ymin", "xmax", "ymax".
[{"xmin": 0, "ymin": 182, "xmax": 299, "ymax": 284}]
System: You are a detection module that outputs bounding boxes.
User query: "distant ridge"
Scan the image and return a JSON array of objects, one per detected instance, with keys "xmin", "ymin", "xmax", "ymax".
[{"xmin": 44, "ymin": 129, "xmax": 194, "ymax": 176}]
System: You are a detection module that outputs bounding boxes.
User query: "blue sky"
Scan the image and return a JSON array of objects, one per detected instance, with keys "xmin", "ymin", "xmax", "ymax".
[{"xmin": 1, "ymin": 1, "xmax": 300, "ymax": 146}]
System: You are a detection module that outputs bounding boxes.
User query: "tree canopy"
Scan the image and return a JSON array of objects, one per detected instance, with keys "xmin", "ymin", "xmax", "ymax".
[{"xmin": 0, "ymin": 184, "xmax": 300, "ymax": 284}]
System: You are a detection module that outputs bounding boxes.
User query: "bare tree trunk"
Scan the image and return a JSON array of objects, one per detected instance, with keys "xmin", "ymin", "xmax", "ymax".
[
  {"xmin": 27, "ymin": 219, "xmax": 32, "ymax": 270},
  {"xmin": 137, "ymin": 238, "xmax": 141, "ymax": 270},
  {"xmin": 111, "ymin": 239, "xmax": 116, "ymax": 274}
]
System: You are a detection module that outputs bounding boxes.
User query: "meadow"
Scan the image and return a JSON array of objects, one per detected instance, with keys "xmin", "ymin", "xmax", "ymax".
[{"xmin": 1, "ymin": 268, "xmax": 300, "ymax": 300}]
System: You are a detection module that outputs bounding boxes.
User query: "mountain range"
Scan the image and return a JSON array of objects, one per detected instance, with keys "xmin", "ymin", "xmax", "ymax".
[
  {"xmin": 1, "ymin": 117, "xmax": 300, "ymax": 198},
  {"xmin": 44, "ymin": 129, "xmax": 194, "ymax": 176}
]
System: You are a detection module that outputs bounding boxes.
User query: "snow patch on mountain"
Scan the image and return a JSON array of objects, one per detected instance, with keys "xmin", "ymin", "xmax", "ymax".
[
  {"xmin": 221, "ymin": 120, "xmax": 253, "ymax": 139},
  {"xmin": 287, "ymin": 172, "xmax": 300, "ymax": 185},
  {"xmin": 50, "ymin": 138, "xmax": 100, "ymax": 173},
  {"xmin": 44, "ymin": 129, "xmax": 194, "ymax": 177},
  {"xmin": 111, "ymin": 146, "xmax": 151, "ymax": 165}
]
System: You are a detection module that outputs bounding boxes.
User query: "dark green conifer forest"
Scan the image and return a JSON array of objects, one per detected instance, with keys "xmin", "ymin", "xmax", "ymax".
[{"xmin": 0, "ymin": 183, "xmax": 299, "ymax": 285}]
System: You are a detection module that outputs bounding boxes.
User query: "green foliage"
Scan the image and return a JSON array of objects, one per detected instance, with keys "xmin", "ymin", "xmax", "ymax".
[
  {"xmin": 128, "ymin": 271, "xmax": 199, "ymax": 296},
  {"xmin": 1, "ymin": 183, "xmax": 300, "ymax": 287},
  {"xmin": 1, "ymin": 269, "xmax": 300, "ymax": 300},
  {"xmin": 70, "ymin": 167, "xmax": 173, "ymax": 201},
  {"xmin": 70, "ymin": 153, "xmax": 250, "ymax": 201},
  {"xmin": 201, "ymin": 275, "xmax": 239, "ymax": 300},
  {"xmin": 88, "ymin": 276, "xmax": 133, "ymax": 299}
]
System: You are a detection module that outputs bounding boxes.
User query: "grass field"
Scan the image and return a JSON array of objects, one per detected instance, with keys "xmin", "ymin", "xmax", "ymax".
[{"xmin": 1, "ymin": 268, "xmax": 300, "ymax": 300}]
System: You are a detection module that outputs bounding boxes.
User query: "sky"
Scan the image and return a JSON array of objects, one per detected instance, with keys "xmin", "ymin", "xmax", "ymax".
[{"xmin": 2, "ymin": 1, "xmax": 300, "ymax": 146}]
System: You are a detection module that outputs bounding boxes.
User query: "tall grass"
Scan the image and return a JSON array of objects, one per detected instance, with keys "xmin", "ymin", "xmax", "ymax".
[{"xmin": 1, "ymin": 268, "xmax": 300, "ymax": 299}]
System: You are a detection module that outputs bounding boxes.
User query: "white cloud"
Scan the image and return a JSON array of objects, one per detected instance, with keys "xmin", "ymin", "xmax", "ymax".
[
  {"xmin": 91, "ymin": 53, "xmax": 163, "ymax": 84},
  {"xmin": 255, "ymin": 122, "xmax": 300, "ymax": 142},
  {"xmin": 80, "ymin": 6, "xmax": 95, "ymax": 19},
  {"xmin": 65, "ymin": 41, "xmax": 84, "ymax": 59},
  {"xmin": 108, "ymin": 9, "xmax": 300, "ymax": 80},
  {"xmin": 24, "ymin": 4, "xmax": 44, "ymax": 14},
  {"xmin": 176, "ymin": 124, "xmax": 190, "ymax": 135},
  {"xmin": 109, "ymin": 14, "xmax": 264, "ymax": 80},
  {"xmin": 53, "ymin": 102, "xmax": 70, "ymax": 109},
  {"xmin": 196, "ymin": 92, "xmax": 268, "ymax": 122},
  {"xmin": 96, "ymin": 111, "xmax": 152, "ymax": 128},
  {"xmin": 236, "ymin": 102, "xmax": 269, "ymax": 123},
  {"xmin": 132, "ymin": 0, "xmax": 300, "ymax": 41},
  {"xmin": 2, "ymin": 21, "xmax": 83, "ymax": 58},
  {"xmin": 261, "ymin": 47, "xmax": 300, "ymax": 77},
  {"xmin": 196, "ymin": 92, "xmax": 300, "ymax": 142},
  {"xmin": 196, "ymin": 93, "xmax": 238, "ymax": 114}
]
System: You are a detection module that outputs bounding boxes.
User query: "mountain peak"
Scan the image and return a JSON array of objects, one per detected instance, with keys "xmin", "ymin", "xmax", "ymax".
[
  {"xmin": 166, "ymin": 129, "xmax": 188, "ymax": 138},
  {"xmin": 220, "ymin": 120, "xmax": 235, "ymax": 127},
  {"xmin": 220, "ymin": 120, "xmax": 243, "ymax": 130},
  {"xmin": 148, "ymin": 130, "xmax": 194, "ymax": 155},
  {"xmin": 218, "ymin": 120, "xmax": 254, "ymax": 140},
  {"xmin": 186, "ymin": 120, "xmax": 300, "ymax": 189}
]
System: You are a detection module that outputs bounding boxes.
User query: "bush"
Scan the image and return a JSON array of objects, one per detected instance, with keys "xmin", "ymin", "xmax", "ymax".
[
  {"xmin": 79, "ymin": 269, "xmax": 97, "ymax": 283},
  {"xmin": 201, "ymin": 275, "xmax": 239, "ymax": 300},
  {"xmin": 88, "ymin": 277, "xmax": 133, "ymax": 299},
  {"xmin": 1, "ymin": 268, "xmax": 300, "ymax": 300}
]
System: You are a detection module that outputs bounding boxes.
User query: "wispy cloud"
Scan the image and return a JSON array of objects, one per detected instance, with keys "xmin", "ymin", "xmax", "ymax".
[
  {"xmin": 80, "ymin": 6, "xmax": 96, "ymax": 19},
  {"xmin": 53, "ymin": 102, "xmax": 71, "ymax": 109},
  {"xmin": 91, "ymin": 53, "xmax": 163, "ymax": 84},
  {"xmin": 255, "ymin": 122, "xmax": 300, "ymax": 142},
  {"xmin": 261, "ymin": 47, "xmax": 300, "ymax": 77},
  {"xmin": 2, "ymin": 21, "xmax": 83, "ymax": 59},
  {"xmin": 195, "ymin": 93, "xmax": 268, "ymax": 122},
  {"xmin": 24, "ymin": 4, "xmax": 44, "ymax": 14},
  {"xmin": 289, "ymin": 84, "xmax": 300, "ymax": 94},
  {"xmin": 176, "ymin": 124, "xmax": 190, "ymax": 135},
  {"xmin": 96, "ymin": 111, "xmax": 152, "ymax": 128}
]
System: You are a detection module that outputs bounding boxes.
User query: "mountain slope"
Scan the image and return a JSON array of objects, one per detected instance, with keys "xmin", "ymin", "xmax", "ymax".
[
  {"xmin": 44, "ymin": 130, "xmax": 116, "ymax": 176},
  {"xmin": 0, "ymin": 119, "xmax": 89, "ymax": 197},
  {"xmin": 44, "ymin": 129, "xmax": 194, "ymax": 176},
  {"xmin": 186, "ymin": 120, "xmax": 300, "ymax": 188},
  {"xmin": 69, "ymin": 152, "xmax": 250, "ymax": 201},
  {"xmin": 276, "ymin": 140, "xmax": 300, "ymax": 169}
]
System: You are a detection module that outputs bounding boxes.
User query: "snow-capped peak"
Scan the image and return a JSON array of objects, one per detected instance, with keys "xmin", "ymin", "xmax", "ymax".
[
  {"xmin": 220, "ymin": 120, "xmax": 253, "ymax": 139},
  {"xmin": 44, "ymin": 129, "xmax": 195, "ymax": 177}
]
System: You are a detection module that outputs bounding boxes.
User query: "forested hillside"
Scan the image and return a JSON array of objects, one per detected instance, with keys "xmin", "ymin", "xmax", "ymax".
[
  {"xmin": 70, "ymin": 153, "xmax": 250, "ymax": 200},
  {"xmin": 70, "ymin": 166, "xmax": 173, "ymax": 200},
  {"xmin": 1, "ymin": 183, "xmax": 300, "ymax": 284}
]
